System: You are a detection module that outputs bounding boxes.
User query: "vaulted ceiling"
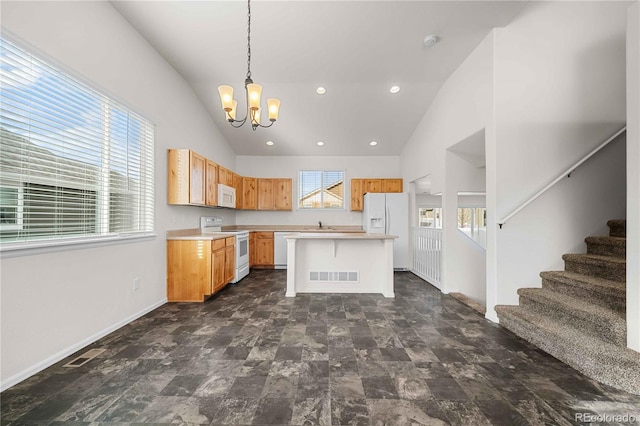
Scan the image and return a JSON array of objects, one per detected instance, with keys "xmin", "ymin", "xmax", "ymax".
[{"xmin": 111, "ymin": 1, "xmax": 527, "ymax": 156}]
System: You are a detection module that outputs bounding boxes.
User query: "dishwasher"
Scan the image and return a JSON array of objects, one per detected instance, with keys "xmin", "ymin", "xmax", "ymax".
[{"xmin": 273, "ymin": 232, "xmax": 289, "ymax": 269}]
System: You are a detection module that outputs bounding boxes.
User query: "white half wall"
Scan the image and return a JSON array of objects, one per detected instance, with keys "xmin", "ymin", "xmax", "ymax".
[
  {"xmin": 627, "ymin": 2, "xmax": 640, "ymax": 352},
  {"xmin": 490, "ymin": 1, "xmax": 629, "ymax": 317},
  {"xmin": 0, "ymin": 1, "xmax": 235, "ymax": 389},
  {"xmin": 442, "ymin": 151, "xmax": 487, "ymax": 304},
  {"xmin": 235, "ymin": 155, "xmax": 400, "ymax": 226}
]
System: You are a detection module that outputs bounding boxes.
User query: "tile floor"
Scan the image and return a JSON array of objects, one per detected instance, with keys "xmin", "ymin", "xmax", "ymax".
[{"xmin": 2, "ymin": 270, "xmax": 640, "ymax": 425}]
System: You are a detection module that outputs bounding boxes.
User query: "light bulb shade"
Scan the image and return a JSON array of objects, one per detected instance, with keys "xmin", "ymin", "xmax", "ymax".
[
  {"xmin": 247, "ymin": 83, "xmax": 262, "ymax": 110},
  {"xmin": 218, "ymin": 85, "xmax": 234, "ymax": 111},
  {"xmin": 229, "ymin": 100, "xmax": 238, "ymax": 121},
  {"xmin": 267, "ymin": 98, "xmax": 280, "ymax": 121}
]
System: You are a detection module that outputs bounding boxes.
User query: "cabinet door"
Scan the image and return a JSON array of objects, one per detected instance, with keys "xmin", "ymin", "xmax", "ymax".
[
  {"xmin": 167, "ymin": 240, "xmax": 211, "ymax": 302},
  {"xmin": 249, "ymin": 232, "xmax": 256, "ymax": 267},
  {"xmin": 233, "ymin": 173, "xmax": 243, "ymax": 209},
  {"xmin": 383, "ymin": 179, "xmax": 403, "ymax": 193},
  {"xmin": 212, "ymin": 248, "xmax": 225, "ymax": 292},
  {"xmin": 257, "ymin": 178, "xmax": 274, "ymax": 210},
  {"xmin": 167, "ymin": 149, "xmax": 190, "ymax": 205},
  {"xmin": 218, "ymin": 166, "xmax": 233, "ymax": 186},
  {"xmin": 364, "ymin": 179, "xmax": 382, "ymax": 194},
  {"xmin": 256, "ymin": 233, "xmax": 274, "ymax": 266},
  {"xmin": 274, "ymin": 178, "xmax": 292, "ymax": 211},
  {"xmin": 350, "ymin": 179, "xmax": 364, "ymax": 211},
  {"xmin": 205, "ymin": 160, "xmax": 218, "ymax": 206},
  {"xmin": 243, "ymin": 177, "xmax": 257, "ymax": 210},
  {"xmin": 224, "ymin": 245, "xmax": 235, "ymax": 283},
  {"xmin": 188, "ymin": 151, "xmax": 206, "ymax": 205}
]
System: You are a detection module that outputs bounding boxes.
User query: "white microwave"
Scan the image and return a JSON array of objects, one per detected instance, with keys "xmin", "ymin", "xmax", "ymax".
[{"xmin": 218, "ymin": 184, "xmax": 236, "ymax": 208}]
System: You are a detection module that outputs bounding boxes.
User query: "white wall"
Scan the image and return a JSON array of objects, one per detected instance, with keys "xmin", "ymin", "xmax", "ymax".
[
  {"xmin": 236, "ymin": 155, "xmax": 400, "ymax": 226},
  {"xmin": 442, "ymin": 152, "xmax": 487, "ymax": 303},
  {"xmin": 489, "ymin": 1, "xmax": 629, "ymax": 319},
  {"xmin": 400, "ymin": 32, "xmax": 494, "ymax": 304},
  {"xmin": 627, "ymin": 2, "xmax": 640, "ymax": 352},
  {"xmin": 400, "ymin": 34, "xmax": 494, "ymax": 193},
  {"xmin": 0, "ymin": 1, "xmax": 235, "ymax": 389}
]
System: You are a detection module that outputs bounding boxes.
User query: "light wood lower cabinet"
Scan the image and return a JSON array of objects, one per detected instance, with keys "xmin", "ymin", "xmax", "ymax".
[
  {"xmin": 249, "ymin": 232, "xmax": 256, "ymax": 267},
  {"xmin": 167, "ymin": 237, "xmax": 235, "ymax": 302},
  {"xmin": 254, "ymin": 231, "xmax": 274, "ymax": 268}
]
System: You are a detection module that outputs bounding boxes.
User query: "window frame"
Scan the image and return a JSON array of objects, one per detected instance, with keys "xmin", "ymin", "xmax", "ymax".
[
  {"xmin": 0, "ymin": 182, "xmax": 24, "ymax": 232},
  {"xmin": 0, "ymin": 34, "xmax": 156, "ymax": 257},
  {"xmin": 297, "ymin": 169, "xmax": 346, "ymax": 211}
]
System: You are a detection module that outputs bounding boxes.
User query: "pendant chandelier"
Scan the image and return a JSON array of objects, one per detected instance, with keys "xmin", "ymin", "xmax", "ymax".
[{"xmin": 217, "ymin": 0, "xmax": 280, "ymax": 130}]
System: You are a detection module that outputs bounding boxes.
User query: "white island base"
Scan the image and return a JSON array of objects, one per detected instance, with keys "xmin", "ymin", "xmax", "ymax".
[{"xmin": 285, "ymin": 233, "xmax": 397, "ymax": 298}]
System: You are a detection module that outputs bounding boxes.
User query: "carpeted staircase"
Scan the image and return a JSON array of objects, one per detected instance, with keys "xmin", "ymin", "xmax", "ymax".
[{"xmin": 496, "ymin": 219, "xmax": 640, "ymax": 395}]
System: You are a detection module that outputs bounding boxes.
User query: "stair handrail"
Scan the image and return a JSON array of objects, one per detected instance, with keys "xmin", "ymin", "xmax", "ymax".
[{"xmin": 497, "ymin": 126, "xmax": 627, "ymax": 228}]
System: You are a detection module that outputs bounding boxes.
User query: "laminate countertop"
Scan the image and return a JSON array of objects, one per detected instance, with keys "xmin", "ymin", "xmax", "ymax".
[{"xmin": 166, "ymin": 226, "xmax": 365, "ymax": 241}]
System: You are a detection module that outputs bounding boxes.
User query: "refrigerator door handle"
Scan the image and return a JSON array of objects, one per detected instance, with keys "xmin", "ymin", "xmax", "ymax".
[{"xmin": 386, "ymin": 205, "xmax": 390, "ymax": 234}]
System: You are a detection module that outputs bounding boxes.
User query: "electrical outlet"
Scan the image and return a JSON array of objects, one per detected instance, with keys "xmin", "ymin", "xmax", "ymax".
[{"xmin": 133, "ymin": 277, "xmax": 140, "ymax": 290}]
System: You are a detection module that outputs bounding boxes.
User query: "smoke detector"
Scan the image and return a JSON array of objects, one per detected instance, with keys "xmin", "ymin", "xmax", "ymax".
[{"xmin": 423, "ymin": 35, "xmax": 438, "ymax": 47}]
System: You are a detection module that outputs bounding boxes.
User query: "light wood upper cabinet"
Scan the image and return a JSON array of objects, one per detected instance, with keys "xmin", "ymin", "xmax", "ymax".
[
  {"xmin": 257, "ymin": 178, "xmax": 292, "ymax": 211},
  {"xmin": 218, "ymin": 166, "xmax": 234, "ymax": 187},
  {"xmin": 364, "ymin": 179, "xmax": 382, "ymax": 194},
  {"xmin": 205, "ymin": 160, "xmax": 218, "ymax": 206},
  {"xmin": 233, "ymin": 173, "xmax": 243, "ymax": 209},
  {"xmin": 274, "ymin": 178, "xmax": 293, "ymax": 211},
  {"xmin": 257, "ymin": 178, "xmax": 274, "ymax": 210},
  {"xmin": 350, "ymin": 178, "xmax": 403, "ymax": 211},
  {"xmin": 350, "ymin": 179, "xmax": 364, "ymax": 211},
  {"xmin": 168, "ymin": 149, "xmax": 206, "ymax": 205},
  {"xmin": 383, "ymin": 179, "xmax": 403, "ymax": 193},
  {"xmin": 255, "ymin": 231, "xmax": 274, "ymax": 266},
  {"xmin": 243, "ymin": 177, "xmax": 257, "ymax": 210}
]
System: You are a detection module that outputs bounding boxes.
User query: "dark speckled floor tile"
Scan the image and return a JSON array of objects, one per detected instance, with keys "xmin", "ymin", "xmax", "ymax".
[{"xmin": 3, "ymin": 271, "xmax": 640, "ymax": 425}]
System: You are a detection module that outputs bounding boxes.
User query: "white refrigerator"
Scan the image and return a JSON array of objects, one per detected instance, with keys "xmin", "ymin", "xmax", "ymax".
[{"xmin": 362, "ymin": 192, "xmax": 410, "ymax": 270}]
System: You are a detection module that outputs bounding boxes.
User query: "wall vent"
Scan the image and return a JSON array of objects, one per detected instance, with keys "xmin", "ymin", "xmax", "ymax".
[
  {"xmin": 63, "ymin": 348, "xmax": 106, "ymax": 368},
  {"xmin": 309, "ymin": 271, "xmax": 359, "ymax": 282}
]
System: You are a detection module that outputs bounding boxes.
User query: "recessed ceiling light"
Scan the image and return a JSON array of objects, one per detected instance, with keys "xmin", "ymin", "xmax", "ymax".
[
  {"xmin": 316, "ymin": 86, "xmax": 326, "ymax": 95},
  {"xmin": 423, "ymin": 34, "xmax": 438, "ymax": 47},
  {"xmin": 390, "ymin": 86, "xmax": 400, "ymax": 94},
  {"xmin": 316, "ymin": 141, "xmax": 325, "ymax": 146},
  {"xmin": 266, "ymin": 140, "xmax": 274, "ymax": 146},
  {"xmin": 369, "ymin": 141, "xmax": 378, "ymax": 146}
]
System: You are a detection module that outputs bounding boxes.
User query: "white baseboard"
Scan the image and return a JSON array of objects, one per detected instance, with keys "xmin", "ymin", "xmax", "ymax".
[
  {"xmin": 0, "ymin": 298, "xmax": 167, "ymax": 392},
  {"xmin": 485, "ymin": 308, "xmax": 499, "ymax": 323}
]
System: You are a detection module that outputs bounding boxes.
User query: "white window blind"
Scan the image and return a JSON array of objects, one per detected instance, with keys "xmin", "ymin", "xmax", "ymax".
[
  {"xmin": 298, "ymin": 170, "xmax": 344, "ymax": 209},
  {"xmin": 0, "ymin": 36, "xmax": 155, "ymax": 250}
]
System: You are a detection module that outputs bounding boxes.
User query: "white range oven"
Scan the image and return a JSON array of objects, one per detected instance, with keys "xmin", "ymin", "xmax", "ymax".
[{"xmin": 200, "ymin": 217, "xmax": 249, "ymax": 283}]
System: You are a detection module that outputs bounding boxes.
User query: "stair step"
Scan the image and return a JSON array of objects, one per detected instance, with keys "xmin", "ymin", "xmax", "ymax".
[
  {"xmin": 496, "ymin": 305, "xmax": 640, "ymax": 395},
  {"xmin": 540, "ymin": 271, "xmax": 626, "ymax": 312},
  {"xmin": 563, "ymin": 253, "xmax": 626, "ymax": 282},
  {"xmin": 517, "ymin": 288, "xmax": 626, "ymax": 346},
  {"xmin": 607, "ymin": 219, "xmax": 626, "ymax": 238},
  {"xmin": 586, "ymin": 236, "xmax": 626, "ymax": 258}
]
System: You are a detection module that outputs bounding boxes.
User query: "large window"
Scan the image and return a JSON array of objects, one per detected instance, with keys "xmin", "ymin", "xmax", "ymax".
[
  {"xmin": 0, "ymin": 36, "xmax": 155, "ymax": 250},
  {"xmin": 298, "ymin": 170, "xmax": 344, "ymax": 209}
]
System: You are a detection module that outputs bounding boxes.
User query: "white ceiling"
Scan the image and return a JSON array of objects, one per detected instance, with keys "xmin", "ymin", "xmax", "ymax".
[{"xmin": 111, "ymin": 1, "xmax": 527, "ymax": 156}]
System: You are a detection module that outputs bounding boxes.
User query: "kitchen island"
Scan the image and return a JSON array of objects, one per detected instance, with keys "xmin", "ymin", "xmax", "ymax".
[{"xmin": 285, "ymin": 232, "xmax": 397, "ymax": 298}]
